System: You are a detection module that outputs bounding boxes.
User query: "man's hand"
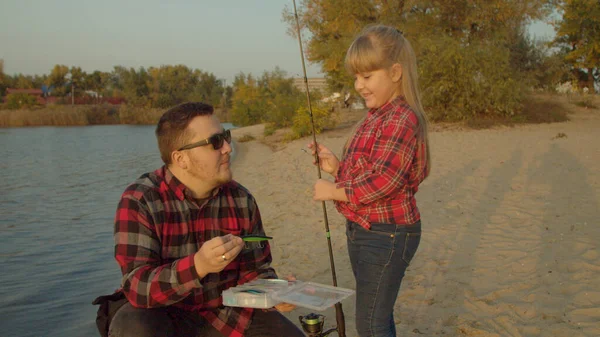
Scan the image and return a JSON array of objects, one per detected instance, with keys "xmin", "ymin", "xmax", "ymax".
[{"xmin": 194, "ymin": 234, "xmax": 244, "ymax": 278}]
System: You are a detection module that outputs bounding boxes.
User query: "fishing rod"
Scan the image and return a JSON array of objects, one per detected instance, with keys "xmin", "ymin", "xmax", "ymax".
[{"xmin": 291, "ymin": 0, "xmax": 346, "ymax": 336}]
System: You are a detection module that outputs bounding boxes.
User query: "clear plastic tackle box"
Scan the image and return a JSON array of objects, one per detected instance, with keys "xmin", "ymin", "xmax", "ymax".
[{"xmin": 222, "ymin": 279, "xmax": 354, "ymax": 311}]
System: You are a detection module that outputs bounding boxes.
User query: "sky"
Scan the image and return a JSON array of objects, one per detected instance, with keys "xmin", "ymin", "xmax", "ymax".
[{"xmin": 1, "ymin": 0, "xmax": 556, "ymax": 83}]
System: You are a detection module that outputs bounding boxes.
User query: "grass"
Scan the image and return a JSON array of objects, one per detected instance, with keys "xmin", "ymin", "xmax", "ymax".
[{"xmin": 0, "ymin": 105, "xmax": 228, "ymax": 128}]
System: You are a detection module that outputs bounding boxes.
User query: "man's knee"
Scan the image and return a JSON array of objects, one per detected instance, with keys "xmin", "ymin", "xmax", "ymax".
[{"xmin": 108, "ymin": 303, "xmax": 175, "ymax": 337}]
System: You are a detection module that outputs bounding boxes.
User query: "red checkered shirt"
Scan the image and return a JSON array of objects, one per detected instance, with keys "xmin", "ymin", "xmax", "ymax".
[
  {"xmin": 335, "ymin": 96, "xmax": 429, "ymax": 229},
  {"xmin": 114, "ymin": 166, "xmax": 277, "ymax": 337}
]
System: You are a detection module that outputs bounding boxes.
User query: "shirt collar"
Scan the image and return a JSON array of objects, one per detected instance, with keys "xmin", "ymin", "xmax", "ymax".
[
  {"xmin": 368, "ymin": 95, "xmax": 407, "ymax": 117},
  {"xmin": 162, "ymin": 166, "xmax": 187, "ymax": 201}
]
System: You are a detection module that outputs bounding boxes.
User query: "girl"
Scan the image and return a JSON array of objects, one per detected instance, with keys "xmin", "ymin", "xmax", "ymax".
[{"xmin": 309, "ymin": 25, "xmax": 431, "ymax": 337}]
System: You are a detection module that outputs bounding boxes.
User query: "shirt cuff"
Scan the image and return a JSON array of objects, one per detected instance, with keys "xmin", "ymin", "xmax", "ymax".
[
  {"xmin": 177, "ymin": 254, "xmax": 203, "ymax": 289},
  {"xmin": 336, "ymin": 180, "xmax": 357, "ymax": 204}
]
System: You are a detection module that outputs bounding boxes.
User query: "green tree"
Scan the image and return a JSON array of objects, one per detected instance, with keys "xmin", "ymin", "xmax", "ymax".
[
  {"xmin": 14, "ymin": 74, "xmax": 35, "ymax": 89},
  {"xmin": 84, "ymin": 70, "xmax": 110, "ymax": 102},
  {"xmin": 284, "ymin": 0, "xmax": 554, "ymax": 119},
  {"xmin": 6, "ymin": 93, "xmax": 38, "ymax": 109},
  {"xmin": 188, "ymin": 70, "xmax": 225, "ymax": 107},
  {"xmin": 69, "ymin": 66, "xmax": 87, "ymax": 99},
  {"xmin": 230, "ymin": 68, "xmax": 306, "ymax": 127},
  {"xmin": 419, "ymin": 35, "xmax": 524, "ymax": 120},
  {"xmin": 47, "ymin": 64, "xmax": 70, "ymax": 96},
  {"xmin": 147, "ymin": 65, "xmax": 197, "ymax": 108},
  {"xmin": 112, "ymin": 66, "xmax": 150, "ymax": 106},
  {"xmin": 553, "ymin": 0, "xmax": 600, "ymax": 90},
  {"xmin": 230, "ymin": 73, "xmax": 266, "ymax": 126},
  {"xmin": 258, "ymin": 67, "xmax": 304, "ymax": 128},
  {"xmin": 291, "ymin": 104, "xmax": 337, "ymax": 139}
]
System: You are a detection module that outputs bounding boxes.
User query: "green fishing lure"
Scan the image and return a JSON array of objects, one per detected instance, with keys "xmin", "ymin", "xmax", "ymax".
[
  {"xmin": 240, "ymin": 235, "xmax": 273, "ymax": 248},
  {"xmin": 241, "ymin": 235, "xmax": 273, "ymax": 242}
]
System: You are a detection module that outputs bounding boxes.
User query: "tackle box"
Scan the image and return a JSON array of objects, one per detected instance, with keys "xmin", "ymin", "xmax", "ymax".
[{"xmin": 222, "ymin": 279, "xmax": 354, "ymax": 311}]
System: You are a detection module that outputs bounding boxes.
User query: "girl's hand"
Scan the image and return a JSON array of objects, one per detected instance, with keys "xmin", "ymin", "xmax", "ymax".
[
  {"xmin": 313, "ymin": 179, "xmax": 335, "ymax": 201},
  {"xmin": 307, "ymin": 142, "xmax": 339, "ymax": 176}
]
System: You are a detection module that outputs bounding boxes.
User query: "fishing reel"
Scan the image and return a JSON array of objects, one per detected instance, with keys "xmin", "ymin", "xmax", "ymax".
[{"xmin": 299, "ymin": 313, "xmax": 338, "ymax": 337}]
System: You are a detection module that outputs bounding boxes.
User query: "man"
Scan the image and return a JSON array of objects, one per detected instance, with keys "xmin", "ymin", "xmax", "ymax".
[{"xmin": 107, "ymin": 102, "xmax": 304, "ymax": 337}]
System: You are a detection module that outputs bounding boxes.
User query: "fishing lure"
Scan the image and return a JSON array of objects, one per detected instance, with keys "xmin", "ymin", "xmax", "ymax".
[{"xmin": 240, "ymin": 235, "xmax": 273, "ymax": 248}]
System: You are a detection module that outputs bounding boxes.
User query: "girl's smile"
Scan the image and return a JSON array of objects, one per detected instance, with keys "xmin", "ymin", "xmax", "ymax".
[{"xmin": 354, "ymin": 66, "xmax": 402, "ymax": 109}]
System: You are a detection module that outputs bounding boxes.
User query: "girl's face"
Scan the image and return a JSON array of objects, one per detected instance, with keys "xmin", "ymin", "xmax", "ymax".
[{"xmin": 354, "ymin": 65, "xmax": 402, "ymax": 109}]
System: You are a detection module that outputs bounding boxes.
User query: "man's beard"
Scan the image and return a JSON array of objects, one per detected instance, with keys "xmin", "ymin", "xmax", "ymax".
[{"xmin": 189, "ymin": 162, "xmax": 232, "ymax": 187}]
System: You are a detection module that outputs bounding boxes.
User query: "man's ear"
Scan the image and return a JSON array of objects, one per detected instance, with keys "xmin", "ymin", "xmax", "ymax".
[
  {"xmin": 171, "ymin": 150, "xmax": 188, "ymax": 170},
  {"xmin": 390, "ymin": 63, "xmax": 403, "ymax": 83}
]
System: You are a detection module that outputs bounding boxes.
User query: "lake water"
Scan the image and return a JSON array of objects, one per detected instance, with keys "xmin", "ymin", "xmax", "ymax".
[{"xmin": 0, "ymin": 123, "xmax": 234, "ymax": 337}]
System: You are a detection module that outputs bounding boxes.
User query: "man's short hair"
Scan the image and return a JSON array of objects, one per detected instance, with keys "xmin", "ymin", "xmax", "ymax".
[{"xmin": 155, "ymin": 102, "xmax": 214, "ymax": 165}]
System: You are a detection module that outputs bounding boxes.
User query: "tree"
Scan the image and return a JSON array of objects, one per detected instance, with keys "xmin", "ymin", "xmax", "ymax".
[
  {"xmin": 552, "ymin": 0, "xmax": 600, "ymax": 91},
  {"xmin": 230, "ymin": 68, "xmax": 306, "ymax": 127},
  {"xmin": 258, "ymin": 67, "xmax": 304, "ymax": 127},
  {"xmin": 84, "ymin": 70, "xmax": 109, "ymax": 101},
  {"xmin": 46, "ymin": 64, "xmax": 69, "ymax": 96},
  {"xmin": 284, "ymin": 0, "xmax": 554, "ymax": 119},
  {"xmin": 230, "ymin": 73, "xmax": 266, "ymax": 126},
  {"xmin": 283, "ymin": 0, "xmax": 379, "ymax": 91},
  {"xmin": 188, "ymin": 70, "xmax": 225, "ymax": 108},
  {"xmin": 14, "ymin": 74, "xmax": 35, "ymax": 89},
  {"xmin": 70, "ymin": 66, "xmax": 87, "ymax": 94},
  {"xmin": 147, "ymin": 65, "xmax": 197, "ymax": 108},
  {"xmin": 6, "ymin": 92, "xmax": 38, "ymax": 109},
  {"xmin": 112, "ymin": 66, "xmax": 150, "ymax": 106}
]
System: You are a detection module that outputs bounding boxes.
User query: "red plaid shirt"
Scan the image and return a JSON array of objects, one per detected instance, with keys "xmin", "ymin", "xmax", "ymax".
[
  {"xmin": 335, "ymin": 96, "xmax": 428, "ymax": 229},
  {"xmin": 114, "ymin": 167, "xmax": 277, "ymax": 337}
]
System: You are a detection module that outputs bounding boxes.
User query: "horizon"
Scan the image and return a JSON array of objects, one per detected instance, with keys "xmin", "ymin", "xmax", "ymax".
[{"xmin": 1, "ymin": 0, "xmax": 555, "ymax": 83}]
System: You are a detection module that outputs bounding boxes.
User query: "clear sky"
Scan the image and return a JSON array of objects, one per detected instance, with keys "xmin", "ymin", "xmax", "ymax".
[{"xmin": 1, "ymin": 0, "xmax": 555, "ymax": 83}]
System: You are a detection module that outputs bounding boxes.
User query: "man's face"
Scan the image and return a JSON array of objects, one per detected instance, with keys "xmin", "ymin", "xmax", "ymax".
[{"xmin": 182, "ymin": 115, "xmax": 232, "ymax": 187}]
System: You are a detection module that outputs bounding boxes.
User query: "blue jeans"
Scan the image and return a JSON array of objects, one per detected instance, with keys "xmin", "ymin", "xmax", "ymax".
[{"xmin": 346, "ymin": 220, "xmax": 421, "ymax": 337}]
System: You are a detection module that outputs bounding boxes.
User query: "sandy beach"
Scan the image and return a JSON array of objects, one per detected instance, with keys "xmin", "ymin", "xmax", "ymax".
[{"xmin": 229, "ymin": 104, "xmax": 600, "ymax": 337}]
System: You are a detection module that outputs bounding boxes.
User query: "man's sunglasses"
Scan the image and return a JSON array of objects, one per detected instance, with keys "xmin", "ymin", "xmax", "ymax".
[{"xmin": 177, "ymin": 129, "xmax": 232, "ymax": 151}]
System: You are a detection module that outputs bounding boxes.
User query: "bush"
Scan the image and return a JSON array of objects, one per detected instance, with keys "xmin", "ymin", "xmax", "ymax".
[
  {"xmin": 419, "ymin": 35, "xmax": 525, "ymax": 121},
  {"xmin": 238, "ymin": 134, "xmax": 256, "ymax": 142},
  {"xmin": 6, "ymin": 93, "xmax": 38, "ymax": 110},
  {"xmin": 119, "ymin": 105, "xmax": 163, "ymax": 124},
  {"xmin": 82, "ymin": 104, "xmax": 120, "ymax": 125},
  {"xmin": 290, "ymin": 104, "xmax": 337, "ymax": 139},
  {"xmin": 264, "ymin": 123, "xmax": 276, "ymax": 136}
]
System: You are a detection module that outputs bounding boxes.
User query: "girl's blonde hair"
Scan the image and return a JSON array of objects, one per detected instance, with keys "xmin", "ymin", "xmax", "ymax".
[{"xmin": 345, "ymin": 25, "xmax": 431, "ymax": 177}]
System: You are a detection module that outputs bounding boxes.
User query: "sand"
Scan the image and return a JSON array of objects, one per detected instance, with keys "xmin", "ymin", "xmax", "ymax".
[{"xmin": 228, "ymin": 104, "xmax": 600, "ymax": 337}]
